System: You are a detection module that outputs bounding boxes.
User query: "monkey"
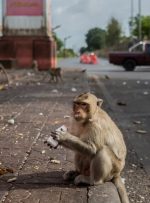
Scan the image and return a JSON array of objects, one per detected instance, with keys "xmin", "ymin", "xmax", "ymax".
[
  {"xmin": 31, "ymin": 60, "xmax": 63, "ymax": 83},
  {"xmin": 48, "ymin": 67, "xmax": 63, "ymax": 83},
  {"xmin": 0, "ymin": 63, "xmax": 9, "ymax": 85},
  {"xmin": 51, "ymin": 92, "xmax": 129, "ymax": 203},
  {"xmin": 31, "ymin": 60, "xmax": 38, "ymax": 71}
]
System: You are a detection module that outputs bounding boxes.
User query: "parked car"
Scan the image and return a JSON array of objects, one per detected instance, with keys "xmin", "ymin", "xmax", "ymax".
[
  {"xmin": 108, "ymin": 41, "xmax": 150, "ymax": 71},
  {"xmin": 80, "ymin": 53, "xmax": 98, "ymax": 64}
]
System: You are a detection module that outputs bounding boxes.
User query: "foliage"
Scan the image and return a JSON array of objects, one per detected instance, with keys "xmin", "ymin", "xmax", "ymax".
[
  {"xmin": 106, "ymin": 17, "xmax": 122, "ymax": 47},
  {"xmin": 79, "ymin": 47, "xmax": 87, "ymax": 54},
  {"xmin": 131, "ymin": 15, "xmax": 150, "ymax": 40},
  {"xmin": 53, "ymin": 32, "xmax": 64, "ymax": 51},
  {"xmin": 58, "ymin": 48, "xmax": 76, "ymax": 58},
  {"xmin": 85, "ymin": 27, "xmax": 106, "ymax": 51}
]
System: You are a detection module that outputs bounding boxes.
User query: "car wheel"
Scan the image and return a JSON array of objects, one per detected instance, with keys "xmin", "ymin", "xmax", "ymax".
[{"xmin": 123, "ymin": 59, "xmax": 136, "ymax": 71}]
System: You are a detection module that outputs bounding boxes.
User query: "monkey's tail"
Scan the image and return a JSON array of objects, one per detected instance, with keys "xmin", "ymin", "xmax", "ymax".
[{"xmin": 112, "ymin": 176, "xmax": 130, "ymax": 203}]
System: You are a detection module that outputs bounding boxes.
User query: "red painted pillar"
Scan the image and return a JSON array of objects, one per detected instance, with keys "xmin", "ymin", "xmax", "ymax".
[{"xmin": 50, "ymin": 40, "xmax": 57, "ymax": 69}]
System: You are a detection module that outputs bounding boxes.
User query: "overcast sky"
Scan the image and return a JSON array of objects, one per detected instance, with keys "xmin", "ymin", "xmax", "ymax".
[{"xmin": 51, "ymin": 0, "xmax": 150, "ymax": 51}]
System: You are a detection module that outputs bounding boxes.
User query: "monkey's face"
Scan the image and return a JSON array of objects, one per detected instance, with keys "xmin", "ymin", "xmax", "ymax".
[
  {"xmin": 73, "ymin": 101, "xmax": 89, "ymax": 123},
  {"xmin": 73, "ymin": 93, "xmax": 103, "ymax": 123}
]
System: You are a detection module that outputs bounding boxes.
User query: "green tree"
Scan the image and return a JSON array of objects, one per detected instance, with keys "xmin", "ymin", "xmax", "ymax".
[
  {"xmin": 85, "ymin": 27, "xmax": 106, "ymax": 51},
  {"xmin": 79, "ymin": 47, "xmax": 87, "ymax": 54},
  {"xmin": 131, "ymin": 15, "xmax": 150, "ymax": 40},
  {"xmin": 53, "ymin": 32, "xmax": 64, "ymax": 51},
  {"xmin": 106, "ymin": 17, "xmax": 122, "ymax": 47}
]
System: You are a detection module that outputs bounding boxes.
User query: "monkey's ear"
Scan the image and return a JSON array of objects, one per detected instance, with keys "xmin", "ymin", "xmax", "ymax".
[{"xmin": 97, "ymin": 99, "xmax": 103, "ymax": 107}]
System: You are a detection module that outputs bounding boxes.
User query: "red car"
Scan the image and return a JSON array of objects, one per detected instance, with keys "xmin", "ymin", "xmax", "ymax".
[{"xmin": 80, "ymin": 53, "xmax": 98, "ymax": 64}]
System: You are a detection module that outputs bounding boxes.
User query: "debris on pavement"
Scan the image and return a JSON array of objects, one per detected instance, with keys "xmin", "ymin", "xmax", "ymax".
[
  {"xmin": 64, "ymin": 115, "xmax": 70, "ymax": 119},
  {"xmin": 34, "ymin": 166, "xmax": 39, "ymax": 170},
  {"xmin": 117, "ymin": 101, "xmax": 127, "ymax": 106},
  {"xmin": 7, "ymin": 177, "xmax": 17, "ymax": 183},
  {"xmin": 122, "ymin": 81, "xmax": 127, "ymax": 85},
  {"xmin": 39, "ymin": 113, "xmax": 44, "ymax": 116},
  {"xmin": 136, "ymin": 80, "xmax": 141, "ymax": 84},
  {"xmin": 41, "ymin": 150, "xmax": 46, "ymax": 154},
  {"xmin": 143, "ymin": 91, "xmax": 149, "ymax": 95},
  {"xmin": 104, "ymin": 75, "xmax": 110, "ymax": 80},
  {"xmin": 7, "ymin": 118, "xmax": 15, "ymax": 125},
  {"xmin": 71, "ymin": 87, "xmax": 77, "ymax": 92},
  {"xmin": 133, "ymin": 121, "xmax": 142, "ymax": 125},
  {"xmin": 136, "ymin": 130, "xmax": 147, "ymax": 134},
  {"xmin": 52, "ymin": 89, "xmax": 58, "ymax": 93},
  {"xmin": 50, "ymin": 158, "xmax": 60, "ymax": 164}
]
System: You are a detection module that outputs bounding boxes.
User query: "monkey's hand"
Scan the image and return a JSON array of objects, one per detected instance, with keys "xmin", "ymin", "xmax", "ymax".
[
  {"xmin": 51, "ymin": 131, "xmax": 70, "ymax": 144},
  {"xmin": 51, "ymin": 131, "xmax": 97, "ymax": 157}
]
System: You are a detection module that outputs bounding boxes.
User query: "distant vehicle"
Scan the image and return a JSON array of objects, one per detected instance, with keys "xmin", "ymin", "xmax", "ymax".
[
  {"xmin": 108, "ymin": 41, "xmax": 150, "ymax": 71},
  {"xmin": 80, "ymin": 53, "xmax": 98, "ymax": 64}
]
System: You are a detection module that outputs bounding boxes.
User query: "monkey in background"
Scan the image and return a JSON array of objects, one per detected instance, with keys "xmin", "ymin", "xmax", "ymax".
[
  {"xmin": 51, "ymin": 92, "xmax": 129, "ymax": 203},
  {"xmin": 32, "ymin": 60, "xmax": 63, "ymax": 83},
  {"xmin": 48, "ymin": 67, "xmax": 63, "ymax": 83}
]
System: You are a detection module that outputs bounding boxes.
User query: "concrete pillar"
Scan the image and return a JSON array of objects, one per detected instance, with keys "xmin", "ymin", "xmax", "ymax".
[{"xmin": 0, "ymin": 0, "xmax": 2, "ymax": 36}]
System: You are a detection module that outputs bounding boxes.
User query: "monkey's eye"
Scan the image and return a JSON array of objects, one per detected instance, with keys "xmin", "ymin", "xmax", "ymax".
[
  {"xmin": 73, "ymin": 102, "xmax": 80, "ymax": 107},
  {"xmin": 73, "ymin": 102, "xmax": 88, "ymax": 110},
  {"xmin": 80, "ymin": 102, "xmax": 88, "ymax": 109}
]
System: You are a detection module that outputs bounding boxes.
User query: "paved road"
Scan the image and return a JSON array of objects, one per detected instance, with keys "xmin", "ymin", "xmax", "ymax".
[{"xmin": 58, "ymin": 57, "xmax": 150, "ymax": 80}]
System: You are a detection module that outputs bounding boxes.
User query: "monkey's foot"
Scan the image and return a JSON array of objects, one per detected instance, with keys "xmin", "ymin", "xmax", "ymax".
[
  {"xmin": 63, "ymin": 170, "xmax": 79, "ymax": 181},
  {"xmin": 74, "ymin": 174, "xmax": 91, "ymax": 186}
]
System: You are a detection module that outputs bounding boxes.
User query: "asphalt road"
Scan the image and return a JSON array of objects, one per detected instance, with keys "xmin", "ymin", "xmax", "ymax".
[{"xmin": 58, "ymin": 57, "xmax": 150, "ymax": 80}]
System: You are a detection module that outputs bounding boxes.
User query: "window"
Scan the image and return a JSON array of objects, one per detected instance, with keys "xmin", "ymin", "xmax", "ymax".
[{"xmin": 145, "ymin": 44, "xmax": 150, "ymax": 54}]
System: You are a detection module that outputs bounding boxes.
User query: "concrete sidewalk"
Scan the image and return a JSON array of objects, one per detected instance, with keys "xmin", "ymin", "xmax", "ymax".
[{"xmin": 0, "ymin": 69, "xmax": 120, "ymax": 203}]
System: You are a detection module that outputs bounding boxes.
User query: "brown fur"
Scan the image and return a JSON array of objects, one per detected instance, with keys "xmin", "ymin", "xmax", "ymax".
[
  {"xmin": 31, "ymin": 60, "xmax": 63, "ymax": 83},
  {"xmin": 52, "ymin": 92, "xmax": 129, "ymax": 203},
  {"xmin": 48, "ymin": 67, "xmax": 63, "ymax": 83}
]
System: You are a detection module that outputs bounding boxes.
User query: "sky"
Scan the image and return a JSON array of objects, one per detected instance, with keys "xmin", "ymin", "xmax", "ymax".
[{"xmin": 51, "ymin": 0, "xmax": 150, "ymax": 51}]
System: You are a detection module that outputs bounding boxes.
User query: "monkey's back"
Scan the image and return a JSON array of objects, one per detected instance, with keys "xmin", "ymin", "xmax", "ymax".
[{"xmin": 96, "ymin": 108, "xmax": 127, "ymax": 161}]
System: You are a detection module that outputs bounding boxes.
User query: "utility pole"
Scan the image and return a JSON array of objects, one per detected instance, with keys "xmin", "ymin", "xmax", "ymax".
[
  {"xmin": 138, "ymin": 0, "xmax": 142, "ymax": 41},
  {"xmin": 64, "ymin": 36, "xmax": 71, "ymax": 57},
  {"xmin": 130, "ymin": 0, "xmax": 134, "ymax": 38}
]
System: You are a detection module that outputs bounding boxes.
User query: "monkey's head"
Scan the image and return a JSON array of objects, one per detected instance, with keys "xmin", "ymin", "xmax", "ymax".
[{"xmin": 73, "ymin": 92, "xmax": 103, "ymax": 123}]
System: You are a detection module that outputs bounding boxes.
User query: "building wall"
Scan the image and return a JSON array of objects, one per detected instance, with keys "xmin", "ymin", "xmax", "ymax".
[
  {"xmin": 1, "ymin": 0, "xmax": 52, "ymax": 37},
  {"xmin": 0, "ymin": 0, "xmax": 2, "ymax": 36}
]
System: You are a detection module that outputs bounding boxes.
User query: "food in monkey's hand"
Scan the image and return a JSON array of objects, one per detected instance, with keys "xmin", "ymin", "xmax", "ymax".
[{"xmin": 45, "ymin": 125, "xmax": 67, "ymax": 148}]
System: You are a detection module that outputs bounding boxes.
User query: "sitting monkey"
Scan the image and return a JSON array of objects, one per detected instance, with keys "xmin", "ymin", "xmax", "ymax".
[{"xmin": 51, "ymin": 92, "xmax": 129, "ymax": 203}]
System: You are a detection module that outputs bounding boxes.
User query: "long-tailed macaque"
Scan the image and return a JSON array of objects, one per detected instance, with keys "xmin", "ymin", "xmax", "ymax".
[
  {"xmin": 32, "ymin": 60, "xmax": 63, "ymax": 83},
  {"xmin": 51, "ymin": 92, "xmax": 129, "ymax": 203},
  {"xmin": 48, "ymin": 67, "xmax": 63, "ymax": 83}
]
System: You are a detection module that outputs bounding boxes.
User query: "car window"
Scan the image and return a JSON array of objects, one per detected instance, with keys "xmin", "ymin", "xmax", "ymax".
[
  {"xmin": 131, "ymin": 44, "xmax": 143, "ymax": 52},
  {"xmin": 145, "ymin": 44, "xmax": 150, "ymax": 54}
]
